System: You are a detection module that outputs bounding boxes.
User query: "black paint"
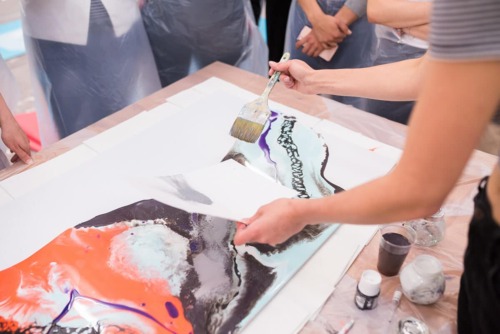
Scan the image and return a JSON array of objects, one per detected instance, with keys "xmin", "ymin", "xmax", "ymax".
[{"xmin": 377, "ymin": 232, "xmax": 411, "ymax": 276}]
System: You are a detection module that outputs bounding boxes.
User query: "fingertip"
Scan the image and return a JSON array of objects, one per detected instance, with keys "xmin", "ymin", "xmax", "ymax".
[
  {"xmin": 19, "ymin": 152, "xmax": 33, "ymax": 165},
  {"xmin": 233, "ymin": 232, "xmax": 245, "ymax": 246}
]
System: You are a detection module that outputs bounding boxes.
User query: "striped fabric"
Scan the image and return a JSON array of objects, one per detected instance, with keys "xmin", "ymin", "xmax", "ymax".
[{"xmin": 430, "ymin": 0, "xmax": 500, "ymax": 60}]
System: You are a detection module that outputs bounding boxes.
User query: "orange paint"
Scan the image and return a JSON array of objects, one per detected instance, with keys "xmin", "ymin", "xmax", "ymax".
[
  {"xmin": 0, "ymin": 224, "xmax": 193, "ymax": 334},
  {"xmin": 0, "ymin": 316, "xmax": 20, "ymax": 332}
]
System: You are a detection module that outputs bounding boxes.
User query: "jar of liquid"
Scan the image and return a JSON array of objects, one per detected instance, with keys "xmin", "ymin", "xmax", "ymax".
[
  {"xmin": 354, "ymin": 269, "xmax": 382, "ymax": 310},
  {"xmin": 406, "ymin": 209, "xmax": 445, "ymax": 247},
  {"xmin": 400, "ymin": 255, "xmax": 446, "ymax": 305}
]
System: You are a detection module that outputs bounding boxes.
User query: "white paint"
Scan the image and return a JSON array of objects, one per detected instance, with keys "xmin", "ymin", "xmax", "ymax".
[{"xmin": 108, "ymin": 221, "xmax": 191, "ymax": 296}]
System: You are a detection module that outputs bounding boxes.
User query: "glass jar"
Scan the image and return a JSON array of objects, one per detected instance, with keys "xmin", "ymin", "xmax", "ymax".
[
  {"xmin": 406, "ymin": 209, "xmax": 445, "ymax": 247},
  {"xmin": 400, "ymin": 255, "xmax": 446, "ymax": 305}
]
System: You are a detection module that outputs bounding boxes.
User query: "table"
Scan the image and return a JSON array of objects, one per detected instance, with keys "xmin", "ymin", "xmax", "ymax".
[{"xmin": 0, "ymin": 62, "xmax": 496, "ymax": 333}]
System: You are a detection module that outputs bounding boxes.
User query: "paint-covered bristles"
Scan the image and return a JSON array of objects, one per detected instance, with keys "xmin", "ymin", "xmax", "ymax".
[{"xmin": 230, "ymin": 118, "xmax": 265, "ymax": 143}]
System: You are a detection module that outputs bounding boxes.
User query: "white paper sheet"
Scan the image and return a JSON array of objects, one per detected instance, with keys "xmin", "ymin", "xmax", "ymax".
[
  {"xmin": 83, "ymin": 104, "xmax": 182, "ymax": 153},
  {"xmin": 132, "ymin": 159, "xmax": 298, "ymax": 221},
  {"xmin": 0, "ymin": 80, "xmax": 400, "ymax": 333},
  {"xmin": 0, "ymin": 159, "xmax": 297, "ymax": 271},
  {"xmin": 0, "ymin": 186, "xmax": 12, "ymax": 207},
  {"xmin": 0, "ymin": 144, "xmax": 98, "ymax": 199}
]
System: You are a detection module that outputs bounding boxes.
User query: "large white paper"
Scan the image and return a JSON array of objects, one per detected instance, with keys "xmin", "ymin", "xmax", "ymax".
[
  {"xmin": 132, "ymin": 159, "xmax": 298, "ymax": 221},
  {"xmin": 0, "ymin": 80, "xmax": 401, "ymax": 333},
  {"xmin": 0, "ymin": 145, "xmax": 98, "ymax": 199}
]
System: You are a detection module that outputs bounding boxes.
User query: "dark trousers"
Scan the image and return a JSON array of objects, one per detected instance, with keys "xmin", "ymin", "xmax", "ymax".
[
  {"xmin": 250, "ymin": 0, "xmax": 261, "ymax": 23},
  {"xmin": 457, "ymin": 177, "xmax": 500, "ymax": 333},
  {"xmin": 250, "ymin": 0, "xmax": 293, "ymax": 62},
  {"xmin": 266, "ymin": 0, "xmax": 293, "ymax": 62},
  {"xmin": 141, "ymin": 0, "xmax": 249, "ymax": 87}
]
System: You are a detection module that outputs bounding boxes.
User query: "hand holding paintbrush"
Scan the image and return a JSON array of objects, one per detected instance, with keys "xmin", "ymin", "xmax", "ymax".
[
  {"xmin": 230, "ymin": 52, "xmax": 290, "ymax": 143},
  {"xmin": 268, "ymin": 58, "xmax": 317, "ymax": 94}
]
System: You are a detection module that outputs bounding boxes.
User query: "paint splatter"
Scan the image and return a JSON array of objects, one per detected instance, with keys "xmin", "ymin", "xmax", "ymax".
[{"xmin": 165, "ymin": 302, "xmax": 179, "ymax": 319}]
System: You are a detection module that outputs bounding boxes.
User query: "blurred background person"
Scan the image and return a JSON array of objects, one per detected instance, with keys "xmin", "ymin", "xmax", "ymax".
[
  {"xmin": 285, "ymin": 0, "xmax": 375, "ymax": 110},
  {"xmin": 0, "ymin": 55, "xmax": 32, "ymax": 170},
  {"xmin": 22, "ymin": 0, "xmax": 161, "ymax": 145},
  {"xmin": 364, "ymin": 0, "xmax": 431, "ymax": 124},
  {"xmin": 140, "ymin": 0, "xmax": 268, "ymax": 87}
]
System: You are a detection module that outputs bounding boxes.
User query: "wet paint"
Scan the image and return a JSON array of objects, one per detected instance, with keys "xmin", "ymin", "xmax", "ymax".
[{"xmin": 0, "ymin": 222, "xmax": 193, "ymax": 334}]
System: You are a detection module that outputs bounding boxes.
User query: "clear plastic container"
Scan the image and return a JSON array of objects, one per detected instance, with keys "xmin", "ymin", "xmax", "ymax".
[{"xmin": 406, "ymin": 209, "xmax": 445, "ymax": 247}]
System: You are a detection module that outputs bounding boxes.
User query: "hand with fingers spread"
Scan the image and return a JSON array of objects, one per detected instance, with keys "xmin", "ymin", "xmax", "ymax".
[
  {"xmin": 0, "ymin": 94, "xmax": 33, "ymax": 165},
  {"xmin": 233, "ymin": 198, "xmax": 310, "ymax": 246}
]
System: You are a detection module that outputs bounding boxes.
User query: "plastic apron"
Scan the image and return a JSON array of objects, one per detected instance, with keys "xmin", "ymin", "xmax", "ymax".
[
  {"xmin": 140, "ymin": 0, "xmax": 268, "ymax": 87},
  {"xmin": 22, "ymin": 0, "xmax": 162, "ymax": 145},
  {"xmin": 363, "ymin": 23, "xmax": 428, "ymax": 124},
  {"xmin": 285, "ymin": 0, "xmax": 376, "ymax": 110}
]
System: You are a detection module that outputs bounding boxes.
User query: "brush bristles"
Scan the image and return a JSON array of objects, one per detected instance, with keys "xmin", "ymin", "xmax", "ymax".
[{"xmin": 230, "ymin": 117, "xmax": 265, "ymax": 143}]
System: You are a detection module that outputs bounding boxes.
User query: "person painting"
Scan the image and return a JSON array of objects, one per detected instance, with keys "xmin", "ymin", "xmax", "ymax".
[{"xmin": 234, "ymin": 0, "xmax": 500, "ymax": 332}]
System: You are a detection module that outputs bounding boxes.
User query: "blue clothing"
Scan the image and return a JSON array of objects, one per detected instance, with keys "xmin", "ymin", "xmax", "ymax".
[{"xmin": 285, "ymin": 0, "xmax": 376, "ymax": 109}]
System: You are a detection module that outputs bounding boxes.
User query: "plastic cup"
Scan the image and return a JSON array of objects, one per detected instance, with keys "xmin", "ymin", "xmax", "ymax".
[
  {"xmin": 377, "ymin": 224, "xmax": 416, "ymax": 276},
  {"xmin": 406, "ymin": 209, "xmax": 446, "ymax": 247}
]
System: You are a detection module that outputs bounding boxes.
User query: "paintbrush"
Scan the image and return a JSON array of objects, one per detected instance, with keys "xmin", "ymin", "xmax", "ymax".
[{"xmin": 230, "ymin": 52, "xmax": 290, "ymax": 143}]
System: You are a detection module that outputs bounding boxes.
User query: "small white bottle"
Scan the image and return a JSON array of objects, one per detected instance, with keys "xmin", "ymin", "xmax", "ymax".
[{"xmin": 354, "ymin": 269, "xmax": 382, "ymax": 310}]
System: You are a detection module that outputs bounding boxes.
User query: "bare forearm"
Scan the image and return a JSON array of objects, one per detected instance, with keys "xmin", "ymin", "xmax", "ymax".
[
  {"xmin": 367, "ymin": 0, "xmax": 430, "ymax": 27},
  {"xmin": 335, "ymin": 5, "xmax": 359, "ymax": 25},
  {"xmin": 299, "ymin": 60, "xmax": 500, "ymax": 227},
  {"xmin": 0, "ymin": 94, "xmax": 13, "ymax": 127},
  {"xmin": 298, "ymin": 0, "xmax": 325, "ymax": 26},
  {"xmin": 299, "ymin": 174, "xmax": 441, "ymax": 226},
  {"xmin": 309, "ymin": 56, "xmax": 424, "ymax": 100},
  {"xmin": 402, "ymin": 24, "xmax": 430, "ymax": 41}
]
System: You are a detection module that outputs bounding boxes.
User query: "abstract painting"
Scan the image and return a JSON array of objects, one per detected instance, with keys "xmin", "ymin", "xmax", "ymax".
[{"xmin": 0, "ymin": 112, "xmax": 342, "ymax": 333}]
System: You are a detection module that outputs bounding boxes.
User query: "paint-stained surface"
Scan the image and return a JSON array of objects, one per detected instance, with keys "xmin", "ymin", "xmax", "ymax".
[{"xmin": 0, "ymin": 113, "xmax": 341, "ymax": 333}]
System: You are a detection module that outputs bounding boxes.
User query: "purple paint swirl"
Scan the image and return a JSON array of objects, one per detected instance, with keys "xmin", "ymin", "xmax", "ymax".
[
  {"xmin": 50, "ymin": 289, "xmax": 177, "ymax": 333},
  {"xmin": 165, "ymin": 301, "xmax": 179, "ymax": 318}
]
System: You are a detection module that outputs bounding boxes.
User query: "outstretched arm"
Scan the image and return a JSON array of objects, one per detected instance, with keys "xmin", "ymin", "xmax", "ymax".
[
  {"xmin": 367, "ymin": 0, "xmax": 431, "ymax": 28},
  {"xmin": 270, "ymin": 54, "xmax": 425, "ymax": 101},
  {"xmin": 236, "ymin": 58, "xmax": 500, "ymax": 246}
]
